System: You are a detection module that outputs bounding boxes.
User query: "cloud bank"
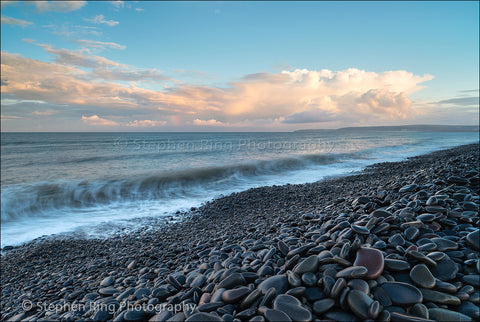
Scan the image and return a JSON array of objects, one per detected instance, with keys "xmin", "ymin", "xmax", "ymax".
[{"xmin": 1, "ymin": 44, "xmax": 437, "ymax": 129}]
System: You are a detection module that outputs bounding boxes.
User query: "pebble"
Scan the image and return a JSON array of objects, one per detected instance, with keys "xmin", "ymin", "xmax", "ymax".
[
  {"xmin": 380, "ymin": 282, "xmax": 423, "ymax": 306},
  {"xmin": 347, "ymin": 279, "xmax": 370, "ymax": 294},
  {"xmin": 353, "ymin": 247, "xmax": 384, "ymax": 279},
  {"xmin": 462, "ymin": 275, "xmax": 480, "ymax": 287},
  {"xmin": 428, "ymin": 308, "xmax": 473, "ymax": 322},
  {"xmin": 218, "ymin": 273, "xmax": 246, "ymax": 289},
  {"xmin": 347, "ymin": 289, "xmax": 373, "ymax": 319},
  {"xmin": 410, "ymin": 264, "xmax": 435, "ymax": 289},
  {"xmin": 100, "ymin": 276, "xmax": 115, "ymax": 287},
  {"xmin": 185, "ymin": 313, "xmax": 223, "ymax": 322},
  {"xmin": 273, "ymin": 294, "xmax": 312, "ymax": 322},
  {"xmin": 258, "ymin": 275, "xmax": 288, "ymax": 295},
  {"xmin": 351, "ymin": 224, "xmax": 370, "ymax": 235},
  {"xmin": 420, "ymin": 288, "xmax": 461, "ymax": 305},
  {"xmin": 293, "ymin": 255, "xmax": 319, "ymax": 275},
  {"xmin": 264, "ymin": 309, "xmax": 292, "ymax": 322},
  {"xmin": 466, "ymin": 230, "xmax": 479, "ymax": 250},
  {"xmin": 384, "ymin": 259, "xmax": 410, "ymax": 271},
  {"xmin": 98, "ymin": 287, "xmax": 119, "ymax": 297},
  {"xmin": 221, "ymin": 287, "xmax": 251, "ymax": 303},
  {"xmin": 1, "ymin": 144, "xmax": 478, "ymax": 322},
  {"xmin": 431, "ymin": 255, "xmax": 459, "ymax": 281},
  {"xmin": 312, "ymin": 298, "xmax": 335, "ymax": 315},
  {"xmin": 336, "ymin": 266, "xmax": 368, "ymax": 279}
]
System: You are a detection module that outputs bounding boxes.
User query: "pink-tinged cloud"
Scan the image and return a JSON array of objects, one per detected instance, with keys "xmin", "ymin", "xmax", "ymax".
[
  {"xmin": 81, "ymin": 115, "xmax": 119, "ymax": 126},
  {"xmin": 1, "ymin": 45, "xmax": 435, "ymax": 129},
  {"xmin": 126, "ymin": 120, "xmax": 166, "ymax": 127},
  {"xmin": 85, "ymin": 14, "xmax": 119, "ymax": 27},
  {"xmin": 74, "ymin": 39, "xmax": 126, "ymax": 50},
  {"xmin": 1, "ymin": 15, "xmax": 33, "ymax": 27},
  {"xmin": 193, "ymin": 119, "xmax": 229, "ymax": 126},
  {"xmin": 33, "ymin": 1, "xmax": 86, "ymax": 13}
]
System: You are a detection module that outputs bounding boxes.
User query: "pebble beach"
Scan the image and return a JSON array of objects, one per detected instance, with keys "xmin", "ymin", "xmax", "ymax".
[{"xmin": 1, "ymin": 143, "xmax": 479, "ymax": 322}]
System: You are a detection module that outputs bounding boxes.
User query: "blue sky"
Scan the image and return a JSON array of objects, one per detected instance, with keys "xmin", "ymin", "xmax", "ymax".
[{"xmin": 1, "ymin": 1, "xmax": 479, "ymax": 131}]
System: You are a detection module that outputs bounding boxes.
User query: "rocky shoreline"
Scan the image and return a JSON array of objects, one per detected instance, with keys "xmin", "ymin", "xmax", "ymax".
[{"xmin": 1, "ymin": 143, "xmax": 479, "ymax": 322}]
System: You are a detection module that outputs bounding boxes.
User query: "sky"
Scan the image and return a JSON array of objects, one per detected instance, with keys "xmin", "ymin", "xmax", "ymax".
[{"xmin": 1, "ymin": 1, "xmax": 479, "ymax": 132}]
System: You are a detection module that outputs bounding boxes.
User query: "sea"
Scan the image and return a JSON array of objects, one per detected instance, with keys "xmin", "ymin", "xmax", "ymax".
[{"xmin": 1, "ymin": 130, "xmax": 478, "ymax": 247}]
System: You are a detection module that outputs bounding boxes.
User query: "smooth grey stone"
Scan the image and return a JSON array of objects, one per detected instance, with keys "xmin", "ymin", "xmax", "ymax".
[
  {"xmin": 222, "ymin": 287, "xmax": 250, "ymax": 303},
  {"xmin": 427, "ymin": 251, "xmax": 445, "ymax": 261},
  {"xmin": 399, "ymin": 184, "xmax": 418, "ymax": 193},
  {"xmin": 196, "ymin": 302, "xmax": 224, "ymax": 312},
  {"xmin": 431, "ymin": 238, "xmax": 458, "ymax": 251},
  {"xmin": 420, "ymin": 288, "xmax": 461, "ymax": 305},
  {"xmin": 351, "ymin": 224, "xmax": 370, "ymax": 235},
  {"xmin": 286, "ymin": 286, "xmax": 306, "ymax": 298},
  {"xmin": 428, "ymin": 308, "xmax": 472, "ymax": 322},
  {"xmin": 462, "ymin": 275, "xmax": 480, "ymax": 288},
  {"xmin": 368, "ymin": 300, "xmax": 381, "ymax": 319},
  {"xmin": 347, "ymin": 289, "xmax": 373, "ymax": 319},
  {"xmin": 324, "ymin": 311, "xmax": 359, "ymax": 322},
  {"xmin": 331, "ymin": 278, "xmax": 346, "ymax": 298},
  {"xmin": 304, "ymin": 287, "xmax": 324, "ymax": 301},
  {"xmin": 133, "ymin": 288, "xmax": 150, "ymax": 300},
  {"xmin": 381, "ymin": 282, "xmax": 423, "ymax": 306},
  {"xmin": 431, "ymin": 255, "xmax": 458, "ymax": 281},
  {"xmin": 388, "ymin": 234, "xmax": 405, "ymax": 246},
  {"xmin": 312, "ymin": 298, "xmax": 335, "ymax": 315},
  {"xmin": 218, "ymin": 273, "xmax": 247, "ymax": 289},
  {"xmin": 410, "ymin": 264, "xmax": 435, "ymax": 289},
  {"xmin": 466, "ymin": 230, "xmax": 479, "ymax": 250},
  {"xmin": 348, "ymin": 279, "xmax": 370, "ymax": 294},
  {"xmin": 273, "ymin": 294, "xmax": 312, "ymax": 322},
  {"xmin": 293, "ymin": 255, "xmax": 319, "ymax": 275},
  {"xmin": 389, "ymin": 312, "xmax": 435, "ymax": 321},
  {"xmin": 190, "ymin": 274, "xmax": 207, "ymax": 288},
  {"xmin": 301, "ymin": 272, "xmax": 317, "ymax": 287},
  {"xmin": 258, "ymin": 275, "xmax": 288, "ymax": 295},
  {"xmin": 264, "ymin": 309, "xmax": 292, "ymax": 322},
  {"xmin": 124, "ymin": 309, "xmax": 149, "ymax": 322},
  {"xmin": 98, "ymin": 287, "xmax": 119, "ymax": 297},
  {"xmin": 100, "ymin": 276, "xmax": 115, "ymax": 287},
  {"xmin": 336, "ymin": 266, "xmax": 368, "ymax": 279},
  {"xmin": 405, "ymin": 227, "xmax": 419, "ymax": 241},
  {"xmin": 410, "ymin": 303, "xmax": 429, "ymax": 319},
  {"xmin": 185, "ymin": 313, "xmax": 223, "ymax": 322},
  {"xmin": 458, "ymin": 301, "xmax": 480, "ymax": 319},
  {"xmin": 385, "ymin": 259, "xmax": 410, "ymax": 271}
]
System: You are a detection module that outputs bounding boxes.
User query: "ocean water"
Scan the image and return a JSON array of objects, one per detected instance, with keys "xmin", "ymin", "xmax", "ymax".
[{"xmin": 1, "ymin": 130, "xmax": 478, "ymax": 247}]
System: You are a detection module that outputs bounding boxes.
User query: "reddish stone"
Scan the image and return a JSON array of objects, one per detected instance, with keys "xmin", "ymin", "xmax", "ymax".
[{"xmin": 353, "ymin": 247, "xmax": 385, "ymax": 279}]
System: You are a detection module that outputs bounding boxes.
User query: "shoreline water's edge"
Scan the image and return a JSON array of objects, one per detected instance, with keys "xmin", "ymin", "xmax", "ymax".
[{"xmin": 1, "ymin": 142, "xmax": 479, "ymax": 321}]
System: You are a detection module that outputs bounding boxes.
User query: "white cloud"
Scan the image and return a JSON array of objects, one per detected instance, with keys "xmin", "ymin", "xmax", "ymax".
[
  {"xmin": 110, "ymin": 1, "xmax": 124, "ymax": 9},
  {"xmin": 75, "ymin": 39, "xmax": 126, "ymax": 50},
  {"xmin": 85, "ymin": 14, "xmax": 119, "ymax": 27},
  {"xmin": 32, "ymin": 110, "xmax": 58, "ymax": 116},
  {"xmin": 1, "ymin": 1, "xmax": 18, "ymax": 9},
  {"xmin": 43, "ymin": 24, "xmax": 102, "ymax": 37},
  {"xmin": 33, "ymin": 1, "xmax": 86, "ymax": 13},
  {"xmin": 0, "ymin": 115, "xmax": 22, "ymax": 120},
  {"xmin": 126, "ymin": 120, "xmax": 166, "ymax": 127},
  {"xmin": 81, "ymin": 115, "xmax": 118, "ymax": 126},
  {"xmin": 1, "ymin": 15, "xmax": 33, "ymax": 27},
  {"xmin": 193, "ymin": 119, "xmax": 229, "ymax": 126}
]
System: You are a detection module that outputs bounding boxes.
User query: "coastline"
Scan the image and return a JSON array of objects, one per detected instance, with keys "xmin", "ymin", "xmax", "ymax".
[{"xmin": 1, "ymin": 143, "xmax": 479, "ymax": 321}]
